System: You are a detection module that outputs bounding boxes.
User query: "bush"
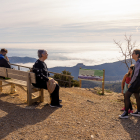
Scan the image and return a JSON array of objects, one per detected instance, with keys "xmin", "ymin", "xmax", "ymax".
[{"xmin": 53, "ymin": 70, "xmax": 80, "ymax": 87}]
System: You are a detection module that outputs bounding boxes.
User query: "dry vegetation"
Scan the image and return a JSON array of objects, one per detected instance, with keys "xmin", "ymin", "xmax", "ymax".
[{"xmin": 0, "ymin": 86, "xmax": 140, "ymax": 140}]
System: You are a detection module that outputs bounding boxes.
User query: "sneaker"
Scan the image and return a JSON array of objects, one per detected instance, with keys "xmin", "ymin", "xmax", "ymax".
[
  {"xmin": 128, "ymin": 110, "xmax": 133, "ymax": 114},
  {"xmin": 120, "ymin": 107, "xmax": 125, "ymax": 111},
  {"xmin": 50, "ymin": 104, "xmax": 63, "ymax": 108},
  {"xmin": 59, "ymin": 99, "xmax": 62, "ymax": 103},
  {"xmin": 119, "ymin": 111, "xmax": 129, "ymax": 119},
  {"xmin": 130, "ymin": 111, "xmax": 140, "ymax": 117}
]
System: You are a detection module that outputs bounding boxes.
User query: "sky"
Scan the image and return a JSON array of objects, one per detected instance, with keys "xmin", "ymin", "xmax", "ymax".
[{"xmin": 0, "ymin": 0, "xmax": 140, "ymax": 43}]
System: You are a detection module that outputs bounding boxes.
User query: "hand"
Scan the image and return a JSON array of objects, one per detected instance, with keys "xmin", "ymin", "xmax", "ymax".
[
  {"xmin": 5, "ymin": 56, "xmax": 9, "ymax": 61},
  {"xmin": 121, "ymin": 90, "xmax": 124, "ymax": 94},
  {"xmin": 128, "ymin": 84, "xmax": 131, "ymax": 88}
]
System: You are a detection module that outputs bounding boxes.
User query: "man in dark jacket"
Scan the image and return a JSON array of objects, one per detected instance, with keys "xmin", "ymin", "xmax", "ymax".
[{"xmin": 0, "ymin": 48, "xmax": 11, "ymax": 68}]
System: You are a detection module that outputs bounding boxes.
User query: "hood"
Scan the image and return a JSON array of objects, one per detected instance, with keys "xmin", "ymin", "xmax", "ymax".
[{"xmin": 0, "ymin": 54, "xmax": 4, "ymax": 60}]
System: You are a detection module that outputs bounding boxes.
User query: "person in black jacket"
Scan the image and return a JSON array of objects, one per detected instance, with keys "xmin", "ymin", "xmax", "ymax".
[
  {"xmin": 0, "ymin": 48, "xmax": 11, "ymax": 68},
  {"xmin": 32, "ymin": 49, "xmax": 62, "ymax": 108}
]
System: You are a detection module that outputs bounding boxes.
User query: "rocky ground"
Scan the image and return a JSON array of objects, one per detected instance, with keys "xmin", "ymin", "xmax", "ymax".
[{"xmin": 0, "ymin": 86, "xmax": 140, "ymax": 140}]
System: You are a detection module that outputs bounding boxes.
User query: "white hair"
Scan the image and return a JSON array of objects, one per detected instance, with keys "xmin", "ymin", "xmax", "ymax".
[{"xmin": 38, "ymin": 50, "xmax": 46, "ymax": 58}]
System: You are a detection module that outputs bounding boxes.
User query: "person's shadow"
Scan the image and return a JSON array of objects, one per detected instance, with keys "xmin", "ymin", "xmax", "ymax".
[
  {"xmin": 120, "ymin": 117, "xmax": 140, "ymax": 139},
  {"xmin": 0, "ymin": 93, "xmax": 57, "ymax": 139}
]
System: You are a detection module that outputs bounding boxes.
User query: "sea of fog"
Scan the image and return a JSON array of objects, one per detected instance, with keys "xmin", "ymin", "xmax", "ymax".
[{"xmin": 0, "ymin": 43, "xmax": 122, "ymax": 68}]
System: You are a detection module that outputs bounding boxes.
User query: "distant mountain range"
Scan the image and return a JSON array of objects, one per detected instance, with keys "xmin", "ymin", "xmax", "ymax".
[
  {"xmin": 9, "ymin": 56, "xmax": 133, "ymax": 81},
  {"xmin": 9, "ymin": 56, "xmax": 37, "ymax": 63},
  {"xmin": 49, "ymin": 62, "xmax": 130, "ymax": 81}
]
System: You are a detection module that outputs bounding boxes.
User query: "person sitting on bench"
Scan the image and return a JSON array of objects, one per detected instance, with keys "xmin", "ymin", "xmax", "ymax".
[
  {"xmin": 32, "ymin": 49, "xmax": 62, "ymax": 108},
  {"xmin": 0, "ymin": 48, "xmax": 11, "ymax": 68}
]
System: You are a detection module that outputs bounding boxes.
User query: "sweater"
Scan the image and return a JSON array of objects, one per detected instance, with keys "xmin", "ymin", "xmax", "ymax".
[{"xmin": 0, "ymin": 54, "xmax": 11, "ymax": 68}]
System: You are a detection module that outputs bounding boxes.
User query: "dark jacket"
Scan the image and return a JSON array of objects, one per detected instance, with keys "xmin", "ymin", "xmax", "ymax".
[
  {"xmin": 129, "ymin": 60, "xmax": 140, "ymax": 93},
  {"xmin": 0, "ymin": 54, "xmax": 11, "ymax": 68},
  {"xmin": 32, "ymin": 59, "xmax": 49, "ymax": 89}
]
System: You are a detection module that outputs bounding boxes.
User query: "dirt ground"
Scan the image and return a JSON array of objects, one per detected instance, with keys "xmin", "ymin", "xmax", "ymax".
[{"xmin": 0, "ymin": 86, "xmax": 140, "ymax": 140}]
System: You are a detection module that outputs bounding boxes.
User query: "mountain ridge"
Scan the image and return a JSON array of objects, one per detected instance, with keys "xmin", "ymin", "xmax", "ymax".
[{"xmin": 8, "ymin": 56, "xmax": 132, "ymax": 81}]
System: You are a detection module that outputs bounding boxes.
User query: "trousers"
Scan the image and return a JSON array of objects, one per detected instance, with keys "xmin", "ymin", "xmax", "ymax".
[{"xmin": 50, "ymin": 84, "xmax": 60, "ymax": 105}]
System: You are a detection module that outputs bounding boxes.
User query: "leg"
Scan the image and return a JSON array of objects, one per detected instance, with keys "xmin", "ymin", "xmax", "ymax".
[
  {"xmin": 120, "ymin": 94, "xmax": 125, "ymax": 111},
  {"xmin": 124, "ymin": 94, "xmax": 125, "ymax": 107},
  {"xmin": 134, "ymin": 93, "xmax": 140, "ymax": 112},
  {"xmin": 130, "ymin": 93, "xmax": 140, "ymax": 117},
  {"xmin": 50, "ymin": 84, "xmax": 60, "ymax": 106},
  {"xmin": 124, "ymin": 91, "xmax": 133, "ymax": 112},
  {"xmin": 125, "ymin": 93, "xmax": 133, "ymax": 110},
  {"xmin": 119, "ymin": 91, "xmax": 133, "ymax": 118},
  {"xmin": 129, "ymin": 101, "xmax": 133, "ymax": 110}
]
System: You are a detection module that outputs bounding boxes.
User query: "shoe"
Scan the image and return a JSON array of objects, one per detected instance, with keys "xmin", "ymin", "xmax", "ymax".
[
  {"xmin": 120, "ymin": 107, "xmax": 125, "ymax": 111},
  {"xmin": 59, "ymin": 99, "xmax": 62, "ymax": 103},
  {"xmin": 128, "ymin": 110, "xmax": 133, "ymax": 114},
  {"xmin": 50, "ymin": 104, "xmax": 63, "ymax": 108},
  {"xmin": 130, "ymin": 111, "xmax": 140, "ymax": 117},
  {"xmin": 119, "ymin": 111, "xmax": 129, "ymax": 119}
]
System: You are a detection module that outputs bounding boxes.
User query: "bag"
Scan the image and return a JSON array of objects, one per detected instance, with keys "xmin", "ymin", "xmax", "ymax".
[{"xmin": 47, "ymin": 77, "xmax": 58, "ymax": 94}]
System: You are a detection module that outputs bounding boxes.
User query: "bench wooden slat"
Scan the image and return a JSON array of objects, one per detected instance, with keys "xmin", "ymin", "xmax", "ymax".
[
  {"xmin": 7, "ymin": 68, "xmax": 28, "ymax": 76},
  {"xmin": 7, "ymin": 73, "xmax": 27, "ymax": 81},
  {"xmin": 0, "ymin": 67, "xmax": 7, "ymax": 77},
  {"xmin": 7, "ymin": 68, "xmax": 28, "ymax": 81},
  {"xmin": 2, "ymin": 79, "xmax": 27, "ymax": 86},
  {"xmin": 30, "ymin": 72, "xmax": 36, "ymax": 84}
]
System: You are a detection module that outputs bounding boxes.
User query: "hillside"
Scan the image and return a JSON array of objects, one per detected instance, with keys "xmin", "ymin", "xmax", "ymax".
[
  {"xmin": 0, "ymin": 86, "xmax": 139, "ymax": 140},
  {"xmin": 49, "ymin": 62, "xmax": 132, "ymax": 81},
  {"xmin": 9, "ymin": 56, "xmax": 37, "ymax": 63}
]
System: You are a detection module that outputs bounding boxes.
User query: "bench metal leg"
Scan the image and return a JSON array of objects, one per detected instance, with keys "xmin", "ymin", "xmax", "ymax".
[
  {"xmin": 39, "ymin": 89, "xmax": 44, "ymax": 102},
  {"xmin": 0, "ymin": 81, "xmax": 2, "ymax": 93}
]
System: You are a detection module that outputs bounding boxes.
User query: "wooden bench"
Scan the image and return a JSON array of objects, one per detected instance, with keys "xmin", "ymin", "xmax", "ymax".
[{"xmin": 0, "ymin": 67, "xmax": 44, "ymax": 106}]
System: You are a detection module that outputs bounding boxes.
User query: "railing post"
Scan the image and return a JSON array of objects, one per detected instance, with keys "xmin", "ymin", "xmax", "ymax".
[
  {"xmin": 69, "ymin": 77, "xmax": 71, "ymax": 87},
  {"xmin": 18, "ymin": 66, "xmax": 20, "ymax": 70},
  {"xmin": 102, "ymin": 69, "xmax": 105, "ymax": 95},
  {"xmin": 79, "ymin": 80, "xmax": 82, "ymax": 88}
]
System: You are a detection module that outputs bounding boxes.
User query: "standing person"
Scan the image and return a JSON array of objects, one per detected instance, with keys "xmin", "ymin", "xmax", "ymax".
[
  {"xmin": 120, "ymin": 64, "xmax": 134, "ymax": 113},
  {"xmin": 32, "ymin": 49, "xmax": 62, "ymax": 108},
  {"xmin": 119, "ymin": 49, "xmax": 140, "ymax": 118},
  {"xmin": 0, "ymin": 48, "xmax": 11, "ymax": 68}
]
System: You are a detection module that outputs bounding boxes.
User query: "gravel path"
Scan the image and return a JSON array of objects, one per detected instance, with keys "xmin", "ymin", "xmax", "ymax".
[{"xmin": 0, "ymin": 86, "xmax": 140, "ymax": 140}]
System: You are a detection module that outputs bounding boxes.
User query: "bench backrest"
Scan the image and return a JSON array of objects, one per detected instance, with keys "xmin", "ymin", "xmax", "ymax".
[
  {"xmin": 0, "ymin": 67, "xmax": 7, "ymax": 77},
  {"xmin": 0, "ymin": 67, "xmax": 36, "ymax": 84}
]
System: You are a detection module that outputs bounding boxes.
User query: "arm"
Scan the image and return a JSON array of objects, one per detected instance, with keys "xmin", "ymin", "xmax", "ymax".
[
  {"xmin": 33, "ymin": 60, "xmax": 49, "ymax": 82},
  {"xmin": 130, "ymin": 62, "xmax": 140, "ymax": 84},
  {"xmin": 33, "ymin": 68, "xmax": 49, "ymax": 82},
  {"xmin": 121, "ymin": 74, "xmax": 127, "ymax": 94},
  {"xmin": 5, "ymin": 56, "xmax": 9, "ymax": 61},
  {"xmin": 3, "ymin": 59, "xmax": 11, "ymax": 68}
]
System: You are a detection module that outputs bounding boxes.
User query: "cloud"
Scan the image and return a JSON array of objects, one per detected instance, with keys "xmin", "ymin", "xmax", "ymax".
[
  {"xmin": 136, "ymin": 26, "xmax": 139, "ymax": 32},
  {"xmin": 0, "ymin": 0, "xmax": 140, "ymax": 43}
]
